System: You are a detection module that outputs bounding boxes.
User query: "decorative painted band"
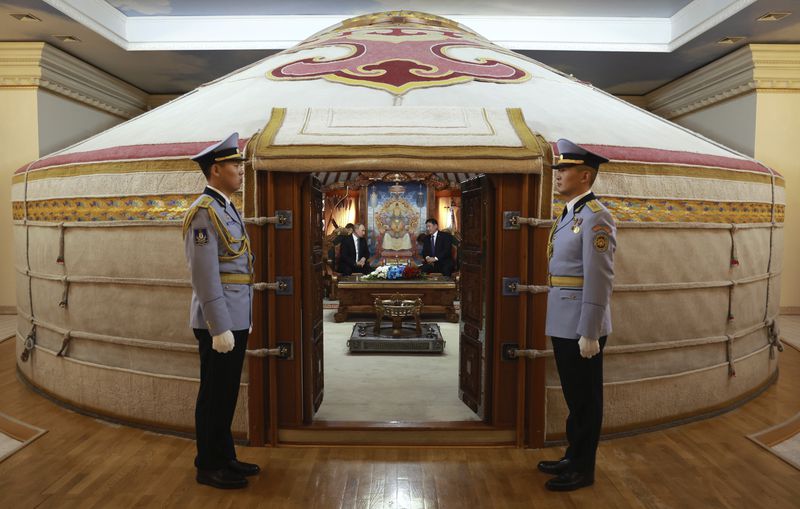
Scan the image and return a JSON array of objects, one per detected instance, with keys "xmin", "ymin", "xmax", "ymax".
[
  {"xmin": 11, "ymin": 195, "xmax": 782, "ymax": 224},
  {"xmin": 552, "ymin": 197, "xmax": 784, "ymax": 224},
  {"xmin": 12, "ymin": 194, "xmax": 244, "ymax": 222}
]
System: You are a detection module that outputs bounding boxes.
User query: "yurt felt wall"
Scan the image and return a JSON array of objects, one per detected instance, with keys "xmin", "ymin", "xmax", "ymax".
[
  {"xmin": 10, "ymin": 11, "xmax": 784, "ymax": 441},
  {"xmin": 541, "ymin": 157, "xmax": 783, "ymax": 438}
]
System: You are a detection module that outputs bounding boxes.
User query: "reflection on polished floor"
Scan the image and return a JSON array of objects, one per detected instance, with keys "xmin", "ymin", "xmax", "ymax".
[
  {"xmin": 314, "ymin": 309, "xmax": 480, "ymax": 422},
  {"xmin": 2, "ymin": 335, "xmax": 800, "ymax": 507}
]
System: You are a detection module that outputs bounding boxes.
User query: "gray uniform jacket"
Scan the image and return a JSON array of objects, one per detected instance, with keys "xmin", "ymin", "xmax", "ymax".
[
  {"xmin": 183, "ymin": 188, "xmax": 253, "ymax": 336},
  {"xmin": 545, "ymin": 192, "xmax": 616, "ymax": 340}
]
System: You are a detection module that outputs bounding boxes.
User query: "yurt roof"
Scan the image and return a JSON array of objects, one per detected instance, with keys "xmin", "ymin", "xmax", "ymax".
[{"xmin": 17, "ymin": 11, "xmax": 776, "ymax": 178}]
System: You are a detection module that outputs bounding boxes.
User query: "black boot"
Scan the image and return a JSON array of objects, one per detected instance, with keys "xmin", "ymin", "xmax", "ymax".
[
  {"xmin": 196, "ymin": 468, "xmax": 248, "ymax": 489},
  {"xmin": 545, "ymin": 471, "xmax": 594, "ymax": 492},
  {"xmin": 229, "ymin": 459, "xmax": 261, "ymax": 477},
  {"xmin": 537, "ymin": 457, "xmax": 572, "ymax": 476}
]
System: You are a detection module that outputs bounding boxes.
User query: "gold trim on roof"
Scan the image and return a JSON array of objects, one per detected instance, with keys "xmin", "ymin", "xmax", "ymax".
[
  {"xmin": 338, "ymin": 11, "xmax": 471, "ymax": 34},
  {"xmin": 596, "ymin": 163, "xmax": 783, "ymax": 186},
  {"xmin": 11, "ymin": 154, "xmax": 783, "ymax": 190},
  {"xmin": 12, "ymin": 159, "xmax": 198, "ymax": 184}
]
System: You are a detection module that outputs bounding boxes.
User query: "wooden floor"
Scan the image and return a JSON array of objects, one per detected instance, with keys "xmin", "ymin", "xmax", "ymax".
[
  {"xmin": 781, "ymin": 315, "xmax": 800, "ymax": 351},
  {"xmin": 1, "ymin": 341, "xmax": 800, "ymax": 508},
  {"xmin": 0, "ymin": 314, "xmax": 15, "ymax": 343}
]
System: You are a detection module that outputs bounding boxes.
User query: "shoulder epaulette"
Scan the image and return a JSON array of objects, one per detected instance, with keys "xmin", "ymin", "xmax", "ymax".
[
  {"xmin": 586, "ymin": 200, "xmax": 602, "ymax": 213},
  {"xmin": 182, "ymin": 195, "xmax": 215, "ymax": 238}
]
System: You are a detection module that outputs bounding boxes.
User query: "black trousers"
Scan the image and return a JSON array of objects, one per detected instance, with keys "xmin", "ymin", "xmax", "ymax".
[
  {"xmin": 551, "ymin": 335, "xmax": 607, "ymax": 476},
  {"xmin": 193, "ymin": 328, "xmax": 248, "ymax": 470}
]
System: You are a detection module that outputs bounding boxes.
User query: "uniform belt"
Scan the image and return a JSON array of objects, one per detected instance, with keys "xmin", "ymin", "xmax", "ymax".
[
  {"xmin": 220, "ymin": 273, "xmax": 253, "ymax": 285},
  {"xmin": 548, "ymin": 275, "xmax": 584, "ymax": 288}
]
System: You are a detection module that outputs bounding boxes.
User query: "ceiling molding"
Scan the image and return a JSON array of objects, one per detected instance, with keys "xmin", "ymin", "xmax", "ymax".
[
  {"xmin": 41, "ymin": 0, "xmax": 128, "ymax": 48},
  {"xmin": 122, "ymin": 15, "xmax": 673, "ymax": 52},
  {"xmin": 615, "ymin": 96, "xmax": 649, "ymax": 109},
  {"xmin": 146, "ymin": 94, "xmax": 180, "ymax": 110},
  {"xmin": 668, "ymin": 0, "xmax": 758, "ymax": 50},
  {"xmin": 750, "ymin": 44, "xmax": 800, "ymax": 89},
  {"xmin": 0, "ymin": 42, "xmax": 148, "ymax": 119},
  {"xmin": 40, "ymin": 0, "xmax": 756, "ymax": 53},
  {"xmin": 645, "ymin": 44, "xmax": 800, "ymax": 119}
]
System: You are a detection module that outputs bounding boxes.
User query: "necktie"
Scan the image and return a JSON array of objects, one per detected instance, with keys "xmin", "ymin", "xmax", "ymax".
[
  {"xmin": 355, "ymin": 238, "xmax": 359, "ymax": 262},
  {"xmin": 431, "ymin": 233, "xmax": 436, "ymax": 254}
]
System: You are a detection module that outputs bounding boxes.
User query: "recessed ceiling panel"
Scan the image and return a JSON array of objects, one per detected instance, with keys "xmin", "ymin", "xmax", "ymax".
[{"xmin": 105, "ymin": 0, "xmax": 693, "ymax": 18}]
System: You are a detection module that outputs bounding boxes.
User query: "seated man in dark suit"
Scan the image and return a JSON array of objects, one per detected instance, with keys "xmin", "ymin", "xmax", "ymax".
[
  {"xmin": 337, "ymin": 223, "xmax": 372, "ymax": 275},
  {"xmin": 421, "ymin": 218, "xmax": 454, "ymax": 276}
]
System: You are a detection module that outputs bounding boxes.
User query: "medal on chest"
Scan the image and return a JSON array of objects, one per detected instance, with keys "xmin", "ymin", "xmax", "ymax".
[{"xmin": 571, "ymin": 216, "xmax": 583, "ymax": 234}]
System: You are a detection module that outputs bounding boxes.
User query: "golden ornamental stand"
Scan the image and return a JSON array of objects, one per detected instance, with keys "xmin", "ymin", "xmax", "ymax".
[{"xmin": 373, "ymin": 293, "xmax": 423, "ymax": 337}]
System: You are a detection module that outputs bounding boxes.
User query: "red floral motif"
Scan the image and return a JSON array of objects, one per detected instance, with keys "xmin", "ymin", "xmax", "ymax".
[{"xmin": 268, "ymin": 26, "xmax": 530, "ymax": 94}]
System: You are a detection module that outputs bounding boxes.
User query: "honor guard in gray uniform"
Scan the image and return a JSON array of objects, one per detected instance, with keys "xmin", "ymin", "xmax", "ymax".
[
  {"xmin": 537, "ymin": 139, "xmax": 616, "ymax": 492},
  {"xmin": 183, "ymin": 132, "xmax": 261, "ymax": 489}
]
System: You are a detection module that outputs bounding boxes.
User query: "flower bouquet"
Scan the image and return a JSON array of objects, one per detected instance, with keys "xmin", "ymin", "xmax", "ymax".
[
  {"xmin": 361, "ymin": 262, "xmax": 425, "ymax": 281},
  {"xmin": 401, "ymin": 263, "xmax": 422, "ymax": 279}
]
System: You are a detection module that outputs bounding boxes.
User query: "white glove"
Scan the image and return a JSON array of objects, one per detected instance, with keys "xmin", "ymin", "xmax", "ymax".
[
  {"xmin": 212, "ymin": 330, "xmax": 235, "ymax": 353},
  {"xmin": 578, "ymin": 336, "xmax": 600, "ymax": 359}
]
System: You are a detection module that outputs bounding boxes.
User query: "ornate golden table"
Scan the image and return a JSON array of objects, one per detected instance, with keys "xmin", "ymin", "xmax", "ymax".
[
  {"xmin": 335, "ymin": 276, "xmax": 458, "ymax": 323},
  {"xmin": 374, "ymin": 294, "xmax": 423, "ymax": 336}
]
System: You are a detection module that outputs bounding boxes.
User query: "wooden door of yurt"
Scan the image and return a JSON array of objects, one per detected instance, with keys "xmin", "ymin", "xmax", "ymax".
[
  {"xmin": 458, "ymin": 176, "xmax": 493, "ymax": 418},
  {"xmin": 250, "ymin": 169, "xmax": 547, "ymax": 446},
  {"xmin": 247, "ymin": 171, "xmax": 309, "ymax": 445},
  {"xmin": 301, "ymin": 176, "xmax": 325, "ymax": 423}
]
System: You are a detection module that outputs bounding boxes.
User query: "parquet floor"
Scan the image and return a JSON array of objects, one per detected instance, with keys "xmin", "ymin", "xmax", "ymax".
[{"xmin": 1, "ymin": 334, "xmax": 799, "ymax": 508}]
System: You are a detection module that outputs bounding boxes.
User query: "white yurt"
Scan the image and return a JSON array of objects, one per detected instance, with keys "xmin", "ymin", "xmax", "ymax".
[{"xmin": 11, "ymin": 11, "xmax": 784, "ymax": 444}]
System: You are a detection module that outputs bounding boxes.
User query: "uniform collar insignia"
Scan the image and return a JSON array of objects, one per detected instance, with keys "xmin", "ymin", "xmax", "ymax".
[
  {"xmin": 573, "ymin": 191, "xmax": 596, "ymax": 213},
  {"xmin": 203, "ymin": 186, "xmax": 227, "ymax": 208}
]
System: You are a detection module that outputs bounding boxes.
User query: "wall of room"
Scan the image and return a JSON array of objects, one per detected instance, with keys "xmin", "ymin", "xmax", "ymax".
[
  {"xmin": 754, "ymin": 91, "xmax": 800, "ymax": 312},
  {"xmin": 37, "ymin": 90, "xmax": 124, "ymax": 158},
  {"xmin": 0, "ymin": 42, "xmax": 146, "ymax": 314},
  {"xmin": 672, "ymin": 92, "xmax": 757, "ymax": 157},
  {"xmin": 0, "ymin": 88, "xmax": 39, "ymax": 313}
]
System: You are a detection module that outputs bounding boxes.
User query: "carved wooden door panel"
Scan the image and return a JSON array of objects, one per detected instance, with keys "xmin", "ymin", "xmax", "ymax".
[
  {"xmin": 458, "ymin": 176, "xmax": 493, "ymax": 418},
  {"xmin": 302, "ymin": 175, "xmax": 325, "ymax": 421}
]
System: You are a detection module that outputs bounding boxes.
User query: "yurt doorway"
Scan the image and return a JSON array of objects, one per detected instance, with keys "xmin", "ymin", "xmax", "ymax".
[
  {"xmin": 247, "ymin": 170, "xmax": 547, "ymax": 447},
  {"xmin": 312, "ymin": 173, "xmax": 489, "ymax": 425}
]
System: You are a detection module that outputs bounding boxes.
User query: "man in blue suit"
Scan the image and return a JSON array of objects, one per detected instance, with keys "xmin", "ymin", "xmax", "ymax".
[
  {"xmin": 537, "ymin": 139, "xmax": 616, "ymax": 492},
  {"xmin": 183, "ymin": 133, "xmax": 261, "ymax": 489}
]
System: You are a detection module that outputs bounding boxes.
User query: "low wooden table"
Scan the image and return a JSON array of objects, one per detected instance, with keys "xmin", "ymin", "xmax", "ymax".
[{"xmin": 335, "ymin": 276, "xmax": 459, "ymax": 323}]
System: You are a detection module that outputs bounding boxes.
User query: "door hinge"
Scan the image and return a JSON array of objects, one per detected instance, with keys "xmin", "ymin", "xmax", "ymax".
[
  {"xmin": 247, "ymin": 210, "xmax": 293, "ymax": 229},
  {"xmin": 502, "ymin": 277, "xmax": 549, "ymax": 296},
  {"xmin": 254, "ymin": 276, "xmax": 293, "ymax": 295},
  {"xmin": 246, "ymin": 342, "xmax": 294, "ymax": 359},
  {"xmin": 503, "ymin": 211, "xmax": 551, "ymax": 229}
]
